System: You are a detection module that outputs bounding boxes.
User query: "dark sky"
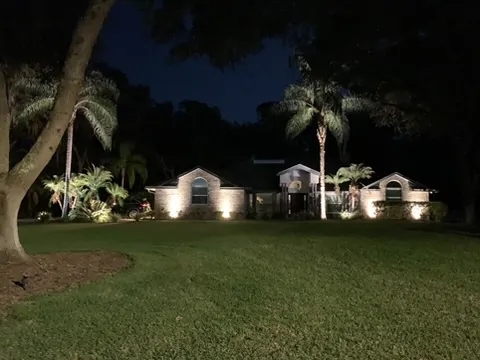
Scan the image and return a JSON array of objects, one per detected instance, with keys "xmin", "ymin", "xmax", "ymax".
[{"xmin": 99, "ymin": 0, "xmax": 298, "ymax": 124}]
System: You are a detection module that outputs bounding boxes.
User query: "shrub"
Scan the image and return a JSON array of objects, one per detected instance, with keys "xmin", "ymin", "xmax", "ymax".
[
  {"xmin": 339, "ymin": 210, "xmax": 360, "ymax": 220},
  {"xmin": 429, "ymin": 201, "xmax": 448, "ymax": 222},
  {"xmin": 69, "ymin": 200, "xmax": 113, "ymax": 223},
  {"xmin": 372, "ymin": 201, "xmax": 445, "ymax": 221},
  {"xmin": 36, "ymin": 211, "xmax": 52, "ymax": 223}
]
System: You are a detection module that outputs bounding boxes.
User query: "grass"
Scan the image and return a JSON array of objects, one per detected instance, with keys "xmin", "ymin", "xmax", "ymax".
[{"xmin": 1, "ymin": 220, "xmax": 480, "ymax": 359}]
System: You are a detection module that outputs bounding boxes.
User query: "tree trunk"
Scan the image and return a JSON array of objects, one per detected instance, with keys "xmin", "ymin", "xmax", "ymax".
[
  {"xmin": 317, "ymin": 124, "xmax": 327, "ymax": 220},
  {"xmin": 0, "ymin": 0, "xmax": 116, "ymax": 263},
  {"xmin": 121, "ymin": 168, "xmax": 126, "ymax": 189},
  {"xmin": 0, "ymin": 187, "xmax": 28, "ymax": 263},
  {"xmin": 62, "ymin": 119, "xmax": 75, "ymax": 218}
]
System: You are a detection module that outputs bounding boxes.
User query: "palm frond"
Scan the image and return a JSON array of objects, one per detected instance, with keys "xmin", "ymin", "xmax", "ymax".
[
  {"xmin": 15, "ymin": 97, "xmax": 55, "ymax": 124},
  {"xmin": 342, "ymin": 96, "xmax": 376, "ymax": 114},
  {"xmin": 284, "ymin": 84, "xmax": 315, "ymax": 104},
  {"xmin": 338, "ymin": 163, "xmax": 375, "ymax": 182},
  {"xmin": 131, "ymin": 161, "xmax": 148, "ymax": 182},
  {"xmin": 76, "ymin": 97, "xmax": 118, "ymax": 150},
  {"xmin": 271, "ymin": 99, "xmax": 317, "ymax": 116},
  {"xmin": 324, "ymin": 111, "xmax": 350, "ymax": 156},
  {"xmin": 80, "ymin": 71, "xmax": 120, "ymax": 101},
  {"xmin": 285, "ymin": 107, "xmax": 316, "ymax": 139},
  {"xmin": 325, "ymin": 173, "xmax": 349, "ymax": 185}
]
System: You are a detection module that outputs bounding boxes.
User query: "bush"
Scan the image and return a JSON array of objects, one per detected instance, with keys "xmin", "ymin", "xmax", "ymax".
[
  {"xmin": 339, "ymin": 210, "xmax": 360, "ymax": 220},
  {"xmin": 36, "ymin": 211, "xmax": 52, "ymax": 223},
  {"xmin": 429, "ymin": 201, "xmax": 448, "ymax": 222},
  {"xmin": 68, "ymin": 200, "xmax": 113, "ymax": 223},
  {"xmin": 372, "ymin": 201, "xmax": 446, "ymax": 221}
]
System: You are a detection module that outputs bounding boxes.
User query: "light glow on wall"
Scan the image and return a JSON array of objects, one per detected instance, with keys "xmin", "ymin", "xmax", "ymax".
[
  {"xmin": 366, "ymin": 201, "xmax": 377, "ymax": 218},
  {"xmin": 221, "ymin": 202, "xmax": 231, "ymax": 219},
  {"xmin": 168, "ymin": 195, "xmax": 181, "ymax": 219},
  {"xmin": 410, "ymin": 204, "xmax": 425, "ymax": 220}
]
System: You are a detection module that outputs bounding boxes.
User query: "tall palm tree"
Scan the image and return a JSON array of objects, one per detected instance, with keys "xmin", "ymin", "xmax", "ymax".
[
  {"xmin": 17, "ymin": 71, "xmax": 119, "ymax": 218},
  {"xmin": 272, "ymin": 56, "xmax": 371, "ymax": 219},
  {"xmin": 338, "ymin": 163, "xmax": 374, "ymax": 210},
  {"xmin": 107, "ymin": 142, "xmax": 148, "ymax": 189}
]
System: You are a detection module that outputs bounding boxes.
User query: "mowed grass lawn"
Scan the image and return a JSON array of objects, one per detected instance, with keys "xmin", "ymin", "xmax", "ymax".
[{"xmin": 2, "ymin": 221, "xmax": 480, "ymax": 359}]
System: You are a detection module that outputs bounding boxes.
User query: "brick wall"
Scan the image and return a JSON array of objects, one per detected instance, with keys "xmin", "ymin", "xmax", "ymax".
[
  {"xmin": 359, "ymin": 173, "xmax": 430, "ymax": 217},
  {"xmin": 154, "ymin": 168, "xmax": 246, "ymax": 218}
]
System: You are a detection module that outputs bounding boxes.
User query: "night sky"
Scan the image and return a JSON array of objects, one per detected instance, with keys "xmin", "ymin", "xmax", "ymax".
[{"xmin": 99, "ymin": 0, "xmax": 299, "ymax": 124}]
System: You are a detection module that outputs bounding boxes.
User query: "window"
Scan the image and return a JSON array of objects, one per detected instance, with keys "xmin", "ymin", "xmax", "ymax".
[
  {"xmin": 385, "ymin": 181, "xmax": 402, "ymax": 201},
  {"xmin": 191, "ymin": 177, "xmax": 208, "ymax": 204}
]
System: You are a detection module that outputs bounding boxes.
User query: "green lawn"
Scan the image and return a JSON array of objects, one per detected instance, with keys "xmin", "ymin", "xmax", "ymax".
[{"xmin": 2, "ymin": 221, "xmax": 480, "ymax": 359}]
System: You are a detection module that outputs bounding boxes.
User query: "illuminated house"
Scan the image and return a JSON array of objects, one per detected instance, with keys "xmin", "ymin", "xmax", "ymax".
[
  {"xmin": 145, "ymin": 162, "xmax": 433, "ymax": 219},
  {"xmin": 359, "ymin": 172, "xmax": 432, "ymax": 219},
  {"xmin": 145, "ymin": 167, "xmax": 248, "ymax": 219}
]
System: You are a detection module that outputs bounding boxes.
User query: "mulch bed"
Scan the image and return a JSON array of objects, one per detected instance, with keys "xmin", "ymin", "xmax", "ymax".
[{"xmin": 0, "ymin": 251, "xmax": 132, "ymax": 313}]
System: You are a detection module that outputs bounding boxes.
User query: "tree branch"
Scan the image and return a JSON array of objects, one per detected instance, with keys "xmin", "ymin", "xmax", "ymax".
[{"xmin": 8, "ymin": 0, "xmax": 116, "ymax": 189}]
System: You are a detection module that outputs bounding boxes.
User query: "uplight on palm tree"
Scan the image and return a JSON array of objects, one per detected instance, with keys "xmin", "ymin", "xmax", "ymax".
[
  {"xmin": 325, "ymin": 171, "xmax": 349, "ymax": 200},
  {"xmin": 272, "ymin": 55, "xmax": 372, "ymax": 219},
  {"xmin": 77, "ymin": 165, "xmax": 113, "ymax": 201},
  {"xmin": 17, "ymin": 71, "xmax": 119, "ymax": 218},
  {"xmin": 338, "ymin": 163, "xmax": 374, "ymax": 210},
  {"xmin": 105, "ymin": 182, "xmax": 129, "ymax": 206},
  {"xmin": 42, "ymin": 175, "xmax": 65, "ymax": 213}
]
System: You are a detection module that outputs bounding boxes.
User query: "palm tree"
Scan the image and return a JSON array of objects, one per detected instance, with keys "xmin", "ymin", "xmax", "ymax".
[
  {"xmin": 105, "ymin": 183, "xmax": 129, "ymax": 206},
  {"xmin": 338, "ymin": 163, "xmax": 374, "ymax": 210},
  {"xmin": 77, "ymin": 165, "xmax": 113, "ymax": 201},
  {"xmin": 17, "ymin": 71, "xmax": 119, "ymax": 218},
  {"xmin": 42, "ymin": 175, "xmax": 65, "ymax": 213},
  {"xmin": 272, "ymin": 56, "xmax": 371, "ymax": 219},
  {"xmin": 107, "ymin": 142, "xmax": 148, "ymax": 189},
  {"xmin": 325, "ymin": 171, "xmax": 349, "ymax": 200}
]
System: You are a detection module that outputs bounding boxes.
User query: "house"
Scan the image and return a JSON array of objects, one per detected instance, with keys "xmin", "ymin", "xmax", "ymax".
[
  {"xmin": 359, "ymin": 172, "xmax": 432, "ymax": 219},
  {"xmin": 145, "ymin": 167, "xmax": 249, "ymax": 219},
  {"xmin": 145, "ymin": 161, "xmax": 433, "ymax": 220}
]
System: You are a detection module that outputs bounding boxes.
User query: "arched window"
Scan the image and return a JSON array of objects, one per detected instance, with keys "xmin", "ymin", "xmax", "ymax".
[
  {"xmin": 191, "ymin": 177, "xmax": 208, "ymax": 204},
  {"xmin": 385, "ymin": 181, "xmax": 402, "ymax": 201}
]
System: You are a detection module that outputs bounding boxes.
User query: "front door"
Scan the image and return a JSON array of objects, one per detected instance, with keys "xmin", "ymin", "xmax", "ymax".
[{"xmin": 290, "ymin": 193, "xmax": 306, "ymax": 213}]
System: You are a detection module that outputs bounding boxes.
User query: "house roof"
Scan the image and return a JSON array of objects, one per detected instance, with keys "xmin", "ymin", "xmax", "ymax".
[
  {"xmin": 146, "ymin": 166, "xmax": 243, "ymax": 189},
  {"xmin": 276, "ymin": 163, "xmax": 320, "ymax": 176},
  {"xmin": 362, "ymin": 172, "xmax": 431, "ymax": 190}
]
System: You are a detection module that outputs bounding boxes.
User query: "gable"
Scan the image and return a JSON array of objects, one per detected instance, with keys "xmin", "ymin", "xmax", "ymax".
[
  {"xmin": 146, "ymin": 166, "xmax": 241, "ymax": 189},
  {"xmin": 276, "ymin": 163, "xmax": 319, "ymax": 176},
  {"xmin": 362, "ymin": 172, "xmax": 430, "ymax": 190}
]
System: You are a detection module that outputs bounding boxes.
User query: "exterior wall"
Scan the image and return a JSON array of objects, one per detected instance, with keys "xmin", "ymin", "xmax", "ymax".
[
  {"xmin": 154, "ymin": 168, "xmax": 246, "ymax": 218},
  {"xmin": 279, "ymin": 169, "xmax": 319, "ymax": 193},
  {"xmin": 218, "ymin": 188, "xmax": 246, "ymax": 214},
  {"xmin": 359, "ymin": 173, "xmax": 430, "ymax": 218},
  {"xmin": 154, "ymin": 188, "xmax": 179, "ymax": 216},
  {"xmin": 359, "ymin": 189, "xmax": 384, "ymax": 217}
]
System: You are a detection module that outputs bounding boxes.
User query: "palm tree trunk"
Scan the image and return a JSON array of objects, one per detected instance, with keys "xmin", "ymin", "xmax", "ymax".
[
  {"xmin": 121, "ymin": 168, "xmax": 126, "ymax": 189},
  {"xmin": 62, "ymin": 118, "xmax": 75, "ymax": 218},
  {"xmin": 317, "ymin": 124, "xmax": 327, "ymax": 220}
]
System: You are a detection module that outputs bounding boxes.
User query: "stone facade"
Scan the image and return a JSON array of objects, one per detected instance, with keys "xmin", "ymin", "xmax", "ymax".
[{"xmin": 153, "ymin": 168, "xmax": 246, "ymax": 219}]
